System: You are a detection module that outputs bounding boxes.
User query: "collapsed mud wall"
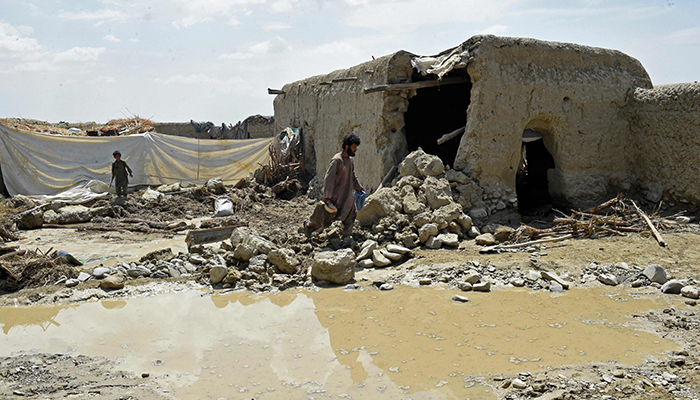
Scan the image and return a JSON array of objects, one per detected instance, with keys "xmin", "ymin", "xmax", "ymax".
[
  {"xmin": 245, "ymin": 115, "xmax": 275, "ymax": 139},
  {"xmin": 630, "ymin": 83, "xmax": 700, "ymax": 203},
  {"xmin": 273, "ymin": 53, "xmax": 413, "ymax": 190},
  {"xmin": 457, "ymin": 36, "xmax": 652, "ymax": 210},
  {"xmin": 154, "ymin": 122, "xmax": 208, "ymax": 139}
]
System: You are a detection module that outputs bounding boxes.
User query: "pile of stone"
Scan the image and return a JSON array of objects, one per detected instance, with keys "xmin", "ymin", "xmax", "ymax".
[
  {"xmin": 357, "ymin": 149, "xmax": 484, "ymax": 250},
  {"xmin": 354, "ymin": 240, "xmax": 412, "ymax": 269},
  {"xmin": 71, "ymin": 227, "xmax": 313, "ymax": 292},
  {"xmin": 587, "ymin": 262, "xmax": 699, "ymax": 301},
  {"xmin": 369, "ymin": 260, "xmax": 571, "ymax": 294},
  {"xmin": 69, "ymin": 248, "xmax": 202, "ymax": 290}
]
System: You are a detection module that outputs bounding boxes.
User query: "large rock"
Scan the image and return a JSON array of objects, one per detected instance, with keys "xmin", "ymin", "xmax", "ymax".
[
  {"xmin": 457, "ymin": 214, "xmax": 473, "ymax": 231},
  {"xmin": 141, "ymin": 189, "xmax": 164, "ymax": 202},
  {"xmin": 17, "ymin": 208, "xmax": 44, "ymax": 229},
  {"xmin": 311, "ymin": 249, "xmax": 356, "ymax": 284},
  {"xmin": 437, "ymin": 233, "xmax": 459, "ymax": 247},
  {"xmin": 661, "ymin": 279, "xmax": 683, "ymax": 294},
  {"xmin": 245, "ymin": 235, "xmax": 277, "ymax": 255},
  {"xmin": 267, "ymin": 248, "xmax": 300, "ymax": 274},
  {"xmin": 419, "ymin": 176, "xmax": 452, "ymax": 209},
  {"xmin": 643, "ymin": 265, "xmax": 667, "ymax": 284},
  {"xmin": 233, "ymin": 243, "xmax": 258, "ymax": 262},
  {"xmin": 681, "ymin": 286, "xmax": 700, "ymax": 299},
  {"xmin": 415, "ymin": 152, "xmax": 445, "ymax": 177},
  {"xmin": 231, "ymin": 226, "xmax": 255, "ymax": 246},
  {"xmin": 248, "ymin": 255, "xmax": 268, "ymax": 274},
  {"xmin": 475, "ymin": 233, "xmax": 496, "ymax": 246},
  {"xmin": 445, "ymin": 169, "xmax": 469, "ymax": 184},
  {"xmin": 372, "ymin": 249, "xmax": 392, "ymax": 267},
  {"xmin": 100, "ymin": 274, "xmax": 125, "ymax": 290},
  {"xmin": 205, "ymin": 177, "xmax": 226, "ymax": 194},
  {"xmin": 434, "ymin": 203, "xmax": 463, "ymax": 223},
  {"xmin": 418, "ymin": 223, "xmax": 438, "ymax": 243},
  {"xmin": 210, "ymin": 266, "xmax": 228, "ymax": 284},
  {"xmin": 402, "ymin": 191, "xmax": 426, "ymax": 215},
  {"xmin": 55, "ymin": 205, "xmax": 92, "ymax": 224},
  {"xmin": 356, "ymin": 240, "xmax": 378, "ymax": 261},
  {"xmin": 397, "ymin": 175, "xmax": 422, "ymax": 189},
  {"xmin": 127, "ymin": 265, "xmax": 151, "ymax": 277},
  {"xmin": 493, "ymin": 226, "xmax": 515, "ymax": 242},
  {"xmin": 399, "ymin": 149, "xmax": 426, "ymax": 178},
  {"xmin": 598, "ymin": 274, "xmax": 619, "ymax": 286},
  {"xmin": 357, "ymin": 187, "xmax": 402, "ymax": 226},
  {"xmin": 425, "ymin": 236, "xmax": 442, "ymax": 249}
]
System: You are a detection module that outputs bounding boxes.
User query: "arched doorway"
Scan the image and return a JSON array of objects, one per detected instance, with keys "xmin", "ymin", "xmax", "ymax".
[{"xmin": 516, "ymin": 129, "xmax": 555, "ymax": 214}]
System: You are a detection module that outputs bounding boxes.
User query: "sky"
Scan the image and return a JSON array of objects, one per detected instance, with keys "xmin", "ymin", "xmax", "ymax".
[{"xmin": 0, "ymin": 0, "xmax": 698, "ymax": 124}]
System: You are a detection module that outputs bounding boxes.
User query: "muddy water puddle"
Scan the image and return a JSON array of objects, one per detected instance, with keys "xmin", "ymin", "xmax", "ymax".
[
  {"xmin": 16, "ymin": 228, "xmax": 188, "ymax": 269},
  {"xmin": 0, "ymin": 286, "xmax": 681, "ymax": 399}
]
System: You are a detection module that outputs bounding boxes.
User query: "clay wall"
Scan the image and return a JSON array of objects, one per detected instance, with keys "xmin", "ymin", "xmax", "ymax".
[
  {"xmin": 153, "ymin": 122, "xmax": 209, "ymax": 139},
  {"xmin": 630, "ymin": 83, "xmax": 700, "ymax": 204},
  {"xmin": 456, "ymin": 36, "xmax": 652, "ymax": 210},
  {"xmin": 273, "ymin": 53, "xmax": 413, "ymax": 190}
]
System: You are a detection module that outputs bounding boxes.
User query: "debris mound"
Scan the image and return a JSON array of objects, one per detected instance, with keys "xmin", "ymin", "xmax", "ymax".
[
  {"xmin": 512, "ymin": 195, "xmax": 697, "ymax": 247},
  {"xmin": 0, "ymin": 248, "xmax": 77, "ymax": 292}
]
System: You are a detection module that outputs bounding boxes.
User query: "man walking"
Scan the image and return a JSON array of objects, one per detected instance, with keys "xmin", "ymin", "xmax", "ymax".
[
  {"xmin": 111, "ymin": 150, "xmax": 133, "ymax": 197},
  {"xmin": 305, "ymin": 134, "xmax": 364, "ymax": 246}
]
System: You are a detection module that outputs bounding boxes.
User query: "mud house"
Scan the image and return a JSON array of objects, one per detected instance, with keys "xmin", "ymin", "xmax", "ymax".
[{"xmin": 273, "ymin": 35, "xmax": 700, "ymax": 217}]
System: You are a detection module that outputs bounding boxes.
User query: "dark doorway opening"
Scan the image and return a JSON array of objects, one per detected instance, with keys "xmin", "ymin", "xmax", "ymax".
[
  {"xmin": 403, "ymin": 69, "xmax": 471, "ymax": 168},
  {"xmin": 516, "ymin": 134, "xmax": 555, "ymax": 214}
]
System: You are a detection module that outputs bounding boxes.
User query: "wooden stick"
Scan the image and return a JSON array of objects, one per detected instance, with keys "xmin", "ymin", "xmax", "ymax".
[
  {"xmin": 364, "ymin": 77, "xmax": 469, "ymax": 94},
  {"xmin": 267, "ymin": 88, "xmax": 286, "ymax": 95},
  {"xmin": 631, "ymin": 200, "xmax": 667, "ymax": 247},
  {"xmin": 332, "ymin": 77, "xmax": 358, "ymax": 82},
  {"xmin": 0, "ymin": 249, "xmax": 27, "ymax": 260},
  {"xmin": 586, "ymin": 196, "xmax": 620, "ymax": 213},
  {"xmin": 480, "ymin": 234, "xmax": 573, "ymax": 253},
  {"xmin": 437, "ymin": 126, "xmax": 466, "ymax": 145}
]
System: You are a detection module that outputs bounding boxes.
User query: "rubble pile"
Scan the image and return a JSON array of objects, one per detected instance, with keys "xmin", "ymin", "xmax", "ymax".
[
  {"xmin": 0, "ymin": 248, "xmax": 78, "ymax": 292},
  {"xmin": 71, "ymin": 226, "xmax": 313, "ymax": 292},
  {"xmin": 356, "ymin": 149, "xmax": 481, "ymax": 250},
  {"xmin": 0, "ymin": 117, "xmax": 154, "ymax": 137}
]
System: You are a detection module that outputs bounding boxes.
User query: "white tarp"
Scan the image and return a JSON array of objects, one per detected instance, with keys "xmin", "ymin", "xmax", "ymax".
[{"xmin": 0, "ymin": 124, "xmax": 273, "ymax": 196}]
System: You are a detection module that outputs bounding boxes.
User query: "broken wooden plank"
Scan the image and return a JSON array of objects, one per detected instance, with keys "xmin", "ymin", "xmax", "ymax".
[
  {"xmin": 480, "ymin": 234, "xmax": 573, "ymax": 253},
  {"xmin": 632, "ymin": 201, "xmax": 667, "ymax": 247},
  {"xmin": 332, "ymin": 77, "xmax": 358, "ymax": 82},
  {"xmin": 437, "ymin": 126, "xmax": 465, "ymax": 145},
  {"xmin": 364, "ymin": 77, "xmax": 469, "ymax": 94},
  {"xmin": 186, "ymin": 223, "xmax": 247, "ymax": 249}
]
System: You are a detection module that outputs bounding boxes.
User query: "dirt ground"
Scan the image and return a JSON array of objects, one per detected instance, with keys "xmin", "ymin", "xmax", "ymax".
[{"xmin": 1, "ymin": 188, "xmax": 699, "ymax": 399}]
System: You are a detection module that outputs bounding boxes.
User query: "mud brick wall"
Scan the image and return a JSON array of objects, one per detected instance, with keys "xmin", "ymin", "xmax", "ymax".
[
  {"xmin": 273, "ymin": 53, "xmax": 413, "ymax": 191},
  {"xmin": 630, "ymin": 83, "xmax": 700, "ymax": 203},
  {"xmin": 456, "ymin": 36, "xmax": 652, "ymax": 208}
]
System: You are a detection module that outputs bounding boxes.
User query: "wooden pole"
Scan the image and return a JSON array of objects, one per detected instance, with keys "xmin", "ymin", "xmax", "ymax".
[
  {"xmin": 364, "ymin": 77, "xmax": 469, "ymax": 94},
  {"xmin": 437, "ymin": 126, "xmax": 466, "ymax": 145},
  {"xmin": 632, "ymin": 201, "xmax": 667, "ymax": 247}
]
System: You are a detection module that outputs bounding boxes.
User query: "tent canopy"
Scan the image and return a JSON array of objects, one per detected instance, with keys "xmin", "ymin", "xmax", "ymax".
[{"xmin": 0, "ymin": 124, "xmax": 273, "ymax": 196}]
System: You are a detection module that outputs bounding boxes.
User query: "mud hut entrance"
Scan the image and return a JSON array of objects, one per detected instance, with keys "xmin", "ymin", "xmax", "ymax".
[
  {"xmin": 517, "ymin": 130, "xmax": 555, "ymax": 214},
  {"xmin": 403, "ymin": 71, "xmax": 471, "ymax": 168}
]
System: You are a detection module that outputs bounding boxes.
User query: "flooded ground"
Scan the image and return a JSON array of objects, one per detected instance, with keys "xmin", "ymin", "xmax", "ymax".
[{"xmin": 0, "ymin": 285, "xmax": 686, "ymax": 399}]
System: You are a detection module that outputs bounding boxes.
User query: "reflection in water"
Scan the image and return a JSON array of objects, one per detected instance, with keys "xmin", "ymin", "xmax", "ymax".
[
  {"xmin": 101, "ymin": 300, "xmax": 127, "ymax": 310},
  {"xmin": 0, "ymin": 287, "xmax": 680, "ymax": 399}
]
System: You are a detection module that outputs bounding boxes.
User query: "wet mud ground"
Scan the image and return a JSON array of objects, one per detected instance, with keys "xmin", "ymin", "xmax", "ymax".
[{"xmin": 1, "ymin": 197, "xmax": 700, "ymax": 399}]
